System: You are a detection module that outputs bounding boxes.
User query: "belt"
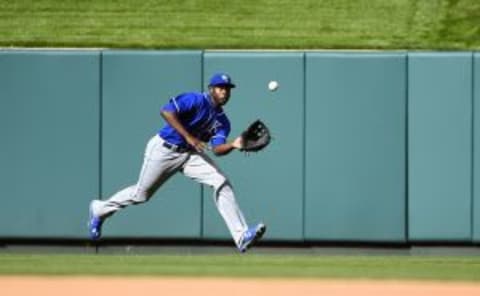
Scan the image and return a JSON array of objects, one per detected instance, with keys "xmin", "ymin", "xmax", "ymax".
[{"xmin": 162, "ymin": 141, "xmax": 190, "ymax": 153}]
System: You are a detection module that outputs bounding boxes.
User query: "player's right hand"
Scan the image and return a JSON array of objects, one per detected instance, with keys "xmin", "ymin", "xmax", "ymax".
[{"xmin": 186, "ymin": 136, "xmax": 207, "ymax": 152}]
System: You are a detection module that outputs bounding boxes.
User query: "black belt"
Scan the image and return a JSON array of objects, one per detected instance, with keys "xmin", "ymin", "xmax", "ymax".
[{"xmin": 162, "ymin": 141, "xmax": 190, "ymax": 153}]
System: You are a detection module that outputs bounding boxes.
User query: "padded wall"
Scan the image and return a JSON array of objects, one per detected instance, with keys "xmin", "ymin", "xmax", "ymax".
[
  {"xmin": 0, "ymin": 51, "xmax": 100, "ymax": 238},
  {"xmin": 305, "ymin": 53, "xmax": 407, "ymax": 242},
  {"xmin": 1, "ymin": 50, "xmax": 479, "ymax": 243},
  {"xmin": 408, "ymin": 53, "xmax": 472, "ymax": 242},
  {"xmin": 473, "ymin": 53, "xmax": 480, "ymax": 243},
  {"xmin": 101, "ymin": 51, "xmax": 203, "ymax": 238},
  {"xmin": 202, "ymin": 52, "xmax": 305, "ymax": 241}
]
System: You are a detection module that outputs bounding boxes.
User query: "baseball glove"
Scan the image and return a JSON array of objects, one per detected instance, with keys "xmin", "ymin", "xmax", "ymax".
[{"xmin": 240, "ymin": 119, "xmax": 271, "ymax": 152}]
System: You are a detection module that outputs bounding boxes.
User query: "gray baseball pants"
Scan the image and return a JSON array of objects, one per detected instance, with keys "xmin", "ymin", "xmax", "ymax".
[{"xmin": 90, "ymin": 134, "xmax": 248, "ymax": 247}]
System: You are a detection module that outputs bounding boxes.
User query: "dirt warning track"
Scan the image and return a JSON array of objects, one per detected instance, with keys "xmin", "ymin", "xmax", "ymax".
[{"xmin": 2, "ymin": 277, "xmax": 480, "ymax": 296}]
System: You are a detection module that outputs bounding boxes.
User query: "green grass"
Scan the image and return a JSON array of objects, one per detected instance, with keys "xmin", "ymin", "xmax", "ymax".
[
  {"xmin": 1, "ymin": 254, "xmax": 480, "ymax": 281},
  {"xmin": 0, "ymin": 0, "xmax": 479, "ymax": 49}
]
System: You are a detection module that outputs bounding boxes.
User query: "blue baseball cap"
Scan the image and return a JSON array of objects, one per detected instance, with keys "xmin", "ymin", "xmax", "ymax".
[{"xmin": 208, "ymin": 73, "xmax": 236, "ymax": 88}]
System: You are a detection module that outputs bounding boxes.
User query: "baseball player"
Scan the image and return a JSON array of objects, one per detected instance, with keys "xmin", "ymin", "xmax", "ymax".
[{"xmin": 88, "ymin": 73, "xmax": 266, "ymax": 252}]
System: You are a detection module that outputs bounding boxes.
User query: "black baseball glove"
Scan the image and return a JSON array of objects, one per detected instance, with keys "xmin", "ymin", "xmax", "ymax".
[{"xmin": 240, "ymin": 119, "xmax": 271, "ymax": 152}]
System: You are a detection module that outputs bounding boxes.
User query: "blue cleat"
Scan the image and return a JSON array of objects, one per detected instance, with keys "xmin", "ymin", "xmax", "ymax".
[
  {"xmin": 238, "ymin": 223, "xmax": 266, "ymax": 253},
  {"xmin": 88, "ymin": 201, "xmax": 103, "ymax": 240}
]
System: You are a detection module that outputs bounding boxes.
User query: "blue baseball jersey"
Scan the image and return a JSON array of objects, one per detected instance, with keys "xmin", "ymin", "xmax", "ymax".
[{"xmin": 159, "ymin": 92, "xmax": 231, "ymax": 149}]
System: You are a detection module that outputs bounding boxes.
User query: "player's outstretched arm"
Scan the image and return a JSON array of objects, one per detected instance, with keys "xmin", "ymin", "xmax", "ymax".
[{"xmin": 212, "ymin": 136, "xmax": 243, "ymax": 156}]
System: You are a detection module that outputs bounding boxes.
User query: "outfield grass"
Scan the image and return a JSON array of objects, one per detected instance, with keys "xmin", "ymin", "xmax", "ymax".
[
  {"xmin": 0, "ymin": 0, "xmax": 478, "ymax": 49},
  {"xmin": 1, "ymin": 254, "xmax": 480, "ymax": 281}
]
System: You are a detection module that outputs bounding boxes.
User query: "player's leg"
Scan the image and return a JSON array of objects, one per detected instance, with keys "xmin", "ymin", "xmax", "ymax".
[
  {"xmin": 181, "ymin": 152, "xmax": 264, "ymax": 251},
  {"xmin": 89, "ymin": 135, "xmax": 188, "ymax": 239}
]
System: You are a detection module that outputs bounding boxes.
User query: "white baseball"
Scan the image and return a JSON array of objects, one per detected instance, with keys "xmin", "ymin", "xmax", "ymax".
[{"xmin": 268, "ymin": 80, "xmax": 279, "ymax": 91}]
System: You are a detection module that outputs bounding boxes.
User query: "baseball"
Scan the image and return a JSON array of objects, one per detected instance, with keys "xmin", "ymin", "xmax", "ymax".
[{"xmin": 268, "ymin": 80, "xmax": 279, "ymax": 91}]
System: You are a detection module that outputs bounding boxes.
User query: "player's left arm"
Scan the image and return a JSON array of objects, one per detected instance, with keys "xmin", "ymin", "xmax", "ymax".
[{"xmin": 212, "ymin": 137, "xmax": 242, "ymax": 156}]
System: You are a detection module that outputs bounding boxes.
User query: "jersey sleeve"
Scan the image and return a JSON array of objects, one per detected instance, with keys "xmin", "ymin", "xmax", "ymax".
[
  {"xmin": 161, "ymin": 93, "xmax": 197, "ymax": 114},
  {"xmin": 210, "ymin": 113, "xmax": 231, "ymax": 148}
]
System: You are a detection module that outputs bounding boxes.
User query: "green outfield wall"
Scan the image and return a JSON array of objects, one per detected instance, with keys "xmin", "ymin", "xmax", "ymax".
[
  {"xmin": 408, "ymin": 53, "xmax": 473, "ymax": 241},
  {"xmin": 101, "ymin": 51, "xmax": 203, "ymax": 238},
  {"xmin": 0, "ymin": 50, "xmax": 479, "ymax": 244},
  {"xmin": 305, "ymin": 53, "xmax": 407, "ymax": 242},
  {"xmin": 0, "ymin": 51, "xmax": 100, "ymax": 238},
  {"xmin": 474, "ymin": 53, "xmax": 480, "ymax": 243},
  {"xmin": 202, "ymin": 52, "xmax": 304, "ymax": 241}
]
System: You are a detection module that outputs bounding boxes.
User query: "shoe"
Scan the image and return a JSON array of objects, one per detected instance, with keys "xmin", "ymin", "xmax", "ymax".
[
  {"xmin": 238, "ymin": 223, "xmax": 266, "ymax": 253},
  {"xmin": 88, "ymin": 200, "xmax": 103, "ymax": 240}
]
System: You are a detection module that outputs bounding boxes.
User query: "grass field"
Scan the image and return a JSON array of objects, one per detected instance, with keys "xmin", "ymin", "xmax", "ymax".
[
  {"xmin": 0, "ymin": 0, "xmax": 479, "ymax": 49},
  {"xmin": 1, "ymin": 254, "xmax": 480, "ymax": 281}
]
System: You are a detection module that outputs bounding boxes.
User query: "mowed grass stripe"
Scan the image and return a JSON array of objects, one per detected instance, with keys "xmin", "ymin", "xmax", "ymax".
[
  {"xmin": 0, "ymin": 254, "xmax": 479, "ymax": 281},
  {"xmin": 0, "ymin": 0, "xmax": 478, "ymax": 49}
]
